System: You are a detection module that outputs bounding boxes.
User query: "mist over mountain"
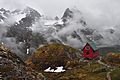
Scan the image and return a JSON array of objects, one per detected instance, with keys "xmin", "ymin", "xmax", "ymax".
[
  {"xmin": 0, "ymin": 7, "xmax": 43, "ymax": 59},
  {"xmin": 0, "ymin": 6, "xmax": 120, "ymax": 59}
]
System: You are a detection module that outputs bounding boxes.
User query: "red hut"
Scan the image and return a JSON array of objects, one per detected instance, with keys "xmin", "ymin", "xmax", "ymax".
[{"xmin": 82, "ymin": 43, "xmax": 99, "ymax": 59}]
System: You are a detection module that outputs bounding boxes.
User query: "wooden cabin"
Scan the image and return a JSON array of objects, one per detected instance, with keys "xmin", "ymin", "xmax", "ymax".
[{"xmin": 82, "ymin": 43, "xmax": 99, "ymax": 59}]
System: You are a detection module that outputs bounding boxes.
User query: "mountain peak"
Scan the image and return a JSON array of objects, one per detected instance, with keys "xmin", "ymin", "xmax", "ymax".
[
  {"xmin": 62, "ymin": 8, "xmax": 73, "ymax": 19},
  {"xmin": 62, "ymin": 7, "xmax": 82, "ymax": 19},
  {"xmin": 0, "ymin": 8, "xmax": 10, "ymax": 13},
  {"xmin": 23, "ymin": 6, "xmax": 41, "ymax": 18},
  {"xmin": 61, "ymin": 7, "xmax": 86, "ymax": 26},
  {"xmin": 12, "ymin": 6, "xmax": 41, "ymax": 20}
]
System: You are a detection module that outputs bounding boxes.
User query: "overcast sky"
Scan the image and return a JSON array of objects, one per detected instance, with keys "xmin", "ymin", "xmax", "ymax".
[{"xmin": 0, "ymin": 0, "xmax": 120, "ymax": 27}]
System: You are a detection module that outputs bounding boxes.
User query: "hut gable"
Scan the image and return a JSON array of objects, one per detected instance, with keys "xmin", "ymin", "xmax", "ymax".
[{"xmin": 82, "ymin": 43, "xmax": 99, "ymax": 59}]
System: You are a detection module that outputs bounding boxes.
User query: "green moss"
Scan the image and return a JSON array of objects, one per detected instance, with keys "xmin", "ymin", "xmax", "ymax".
[
  {"xmin": 26, "ymin": 43, "xmax": 81, "ymax": 71},
  {"xmin": 111, "ymin": 68, "xmax": 120, "ymax": 80}
]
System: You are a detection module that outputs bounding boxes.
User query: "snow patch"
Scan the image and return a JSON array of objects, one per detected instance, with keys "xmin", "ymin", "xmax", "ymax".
[
  {"xmin": 12, "ymin": 13, "xmax": 26, "ymax": 23},
  {"xmin": 44, "ymin": 19, "xmax": 63, "ymax": 26},
  {"xmin": 26, "ymin": 48, "xmax": 29, "ymax": 54},
  {"xmin": 54, "ymin": 66, "xmax": 66, "ymax": 72},
  {"xmin": 44, "ymin": 66, "xmax": 65, "ymax": 73}
]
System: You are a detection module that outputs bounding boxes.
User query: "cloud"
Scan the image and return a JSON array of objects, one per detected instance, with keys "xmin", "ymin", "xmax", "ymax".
[
  {"xmin": 0, "ymin": 0, "xmax": 120, "ymax": 27},
  {"xmin": 76, "ymin": 0, "xmax": 120, "ymax": 27},
  {"xmin": 0, "ymin": 0, "xmax": 25, "ymax": 10}
]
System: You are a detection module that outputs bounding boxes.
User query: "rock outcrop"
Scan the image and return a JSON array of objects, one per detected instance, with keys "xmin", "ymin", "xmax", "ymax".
[{"xmin": 25, "ymin": 43, "xmax": 81, "ymax": 71}]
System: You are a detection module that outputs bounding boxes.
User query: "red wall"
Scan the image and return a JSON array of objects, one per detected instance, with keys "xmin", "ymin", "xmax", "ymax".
[{"xmin": 82, "ymin": 46, "xmax": 99, "ymax": 59}]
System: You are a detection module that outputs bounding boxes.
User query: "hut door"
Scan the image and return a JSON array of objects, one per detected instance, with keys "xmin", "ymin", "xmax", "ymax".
[{"xmin": 86, "ymin": 51, "xmax": 90, "ymax": 55}]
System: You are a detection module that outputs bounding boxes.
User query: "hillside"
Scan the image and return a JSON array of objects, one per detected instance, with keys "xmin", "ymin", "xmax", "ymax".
[
  {"xmin": 0, "ymin": 44, "xmax": 45, "ymax": 80},
  {"xmin": 25, "ymin": 43, "xmax": 120, "ymax": 80},
  {"xmin": 0, "ymin": 43, "xmax": 120, "ymax": 80},
  {"xmin": 25, "ymin": 43, "xmax": 81, "ymax": 71}
]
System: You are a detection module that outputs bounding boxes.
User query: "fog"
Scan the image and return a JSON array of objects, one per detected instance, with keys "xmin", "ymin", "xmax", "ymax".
[{"xmin": 0, "ymin": 0, "xmax": 120, "ymax": 27}]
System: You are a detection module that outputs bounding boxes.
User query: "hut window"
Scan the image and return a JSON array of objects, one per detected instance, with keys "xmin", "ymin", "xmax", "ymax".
[{"xmin": 85, "ymin": 46, "xmax": 90, "ymax": 50}]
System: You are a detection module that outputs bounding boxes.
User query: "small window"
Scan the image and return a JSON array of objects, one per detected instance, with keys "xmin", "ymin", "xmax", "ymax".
[{"xmin": 85, "ymin": 46, "xmax": 90, "ymax": 50}]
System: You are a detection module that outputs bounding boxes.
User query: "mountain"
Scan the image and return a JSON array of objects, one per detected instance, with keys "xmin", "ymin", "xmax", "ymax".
[
  {"xmin": 28, "ymin": 7, "xmax": 104, "ymax": 49},
  {"xmin": 1, "ymin": 6, "xmax": 120, "ymax": 60},
  {"xmin": 17, "ymin": 7, "xmax": 41, "ymax": 26},
  {"xmin": 56, "ymin": 7, "xmax": 120, "ymax": 49},
  {"xmin": 50, "ymin": 8, "xmax": 103, "ymax": 48},
  {"xmin": 62, "ymin": 8, "xmax": 86, "ymax": 26},
  {"xmin": 0, "ymin": 7, "xmax": 41, "ymax": 25},
  {"xmin": 0, "ymin": 7, "xmax": 104, "ymax": 51},
  {"xmin": 0, "ymin": 7, "xmax": 43, "ymax": 60},
  {"xmin": 0, "ymin": 8, "xmax": 11, "ymax": 24}
]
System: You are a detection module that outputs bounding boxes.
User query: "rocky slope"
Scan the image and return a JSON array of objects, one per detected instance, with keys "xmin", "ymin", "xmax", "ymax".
[{"xmin": 0, "ymin": 44, "xmax": 45, "ymax": 80}]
